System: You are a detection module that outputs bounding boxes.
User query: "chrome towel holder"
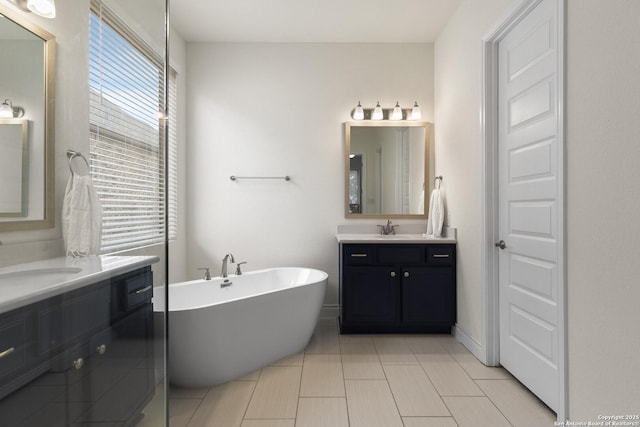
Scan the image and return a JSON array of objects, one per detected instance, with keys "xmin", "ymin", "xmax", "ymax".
[
  {"xmin": 67, "ymin": 150, "xmax": 90, "ymax": 177},
  {"xmin": 434, "ymin": 175, "xmax": 443, "ymax": 189},
  {"xmin": 230, "ymin": 175, "xmax": 291, "ymax": 182}
]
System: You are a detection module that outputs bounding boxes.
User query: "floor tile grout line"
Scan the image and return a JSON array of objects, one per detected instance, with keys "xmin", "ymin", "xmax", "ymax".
[
  {"xmin": 402, "ymin": 355, "xmax": 452, "ymax": 414},
  {"xmin": 472, "ymin": 380, "xmax": 517, "ymax": 427},
  {"xmin": 176, "ymin": 383, "xmax": 216, "ymax": 427},
  {"xmin": 476, "ymin": 378, "xmax": 556, "ymax": 426},
  {"xmin": 438, "ymin": 397, "xmax": 462, "ymax": 427},
  {"xmin": 239, "ymin": 371, "xmax": 261, "ymax": 424},
  {"xmin": 179, "ymin": 387, "xmax": 208, "ymax": 427},
  {"xmin": 381, "ymin": 366, "xmax": 409, "ymax": 423},
  {"xmin": 176, "ymin": 395, "xmax": 204, "ymax": 427},
  {"xmin": 338, "ymin": 338, "xmax": 351, "ymax": 427},
  {"xmin": 296, "ymin": 361, "xmax": 304, "ymax": 423}
]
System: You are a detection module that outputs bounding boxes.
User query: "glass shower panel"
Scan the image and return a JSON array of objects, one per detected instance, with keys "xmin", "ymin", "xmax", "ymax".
[{"xmin": 0, "ymin": 0, "xmax": 168, "ymax": 425}]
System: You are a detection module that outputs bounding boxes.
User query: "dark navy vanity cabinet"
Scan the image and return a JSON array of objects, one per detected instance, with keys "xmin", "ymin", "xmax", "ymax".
[
  {"xmin": 339, "ymin": 243, "xmax": 456, "ymax": 333},
  {"xmin": 0, "ymin": 265, "xmax": 155, "ymax": 426}
]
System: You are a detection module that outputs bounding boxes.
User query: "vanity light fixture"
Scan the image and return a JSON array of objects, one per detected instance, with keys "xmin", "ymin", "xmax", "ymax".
[
  {"xmin": 371, "ymin": 101, "xmax": 384, "ymax": 120},
  {"xmin": 352, "ymin": 101, "xmax": 364, "ymax": 120},
  {"xmin": 390, "ymin": 101, "xmax": 403, "ymax": 120},
  {"xmin": 13, "ymin": 0, "xmax": 56, "ymax": 18},
  {"xmin": 410, "ymin": 101, "xmax": 422, "ymax": 120},
  {"xmin": 0, "ymin": 99, "xmax": 24, "ymax": 118}
]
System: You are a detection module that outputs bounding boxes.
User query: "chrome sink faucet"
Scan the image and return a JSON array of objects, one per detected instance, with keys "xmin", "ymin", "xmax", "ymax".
[
  {"xmin": 377, "ymin": 219, "xmax": 398, "ymax": 235},
  {"xmin": 197, "ymin": 267, "xmax": 212, "ymax": 280},
  {"xmin": 221, "ymin": 253, "xmax": 235, "ymax": 278},
  {"xmin": 235, "ymin": 261, "xmax": 247, "ymax": 275}
]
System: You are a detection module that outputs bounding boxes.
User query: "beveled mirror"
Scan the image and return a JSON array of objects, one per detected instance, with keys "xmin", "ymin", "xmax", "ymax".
[
  {"xmin": 345, "ymin": 121, "xmax": 430, "ymax": 219},
  {"xmin": 0, "ymin": 5, "xmax": 55, "ymax": 231}
]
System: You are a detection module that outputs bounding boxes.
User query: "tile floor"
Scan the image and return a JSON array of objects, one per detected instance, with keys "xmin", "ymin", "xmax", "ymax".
[{"xmin": 166, "ymin": 318, "xmax": 556, "ymax": 427}]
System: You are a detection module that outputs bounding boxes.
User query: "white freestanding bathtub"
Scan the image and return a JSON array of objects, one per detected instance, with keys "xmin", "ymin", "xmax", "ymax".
[{"xmin": 154, "ymin": 267, "xmax": 327, "ymax": 388}]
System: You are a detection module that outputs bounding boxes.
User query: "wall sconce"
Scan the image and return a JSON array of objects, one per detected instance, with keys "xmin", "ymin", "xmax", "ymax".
[
  {"xmin": 352, "ymin": 101, "xmax": 364, "ymax": 120},
  {"xmin": 0, "ymin": 99, "xmax": 25, "ymax": 118},
  {"xmin": 371, "ymin": 101, "xmax": 384, "ymax": 120},
  {"xmin": 390, "ymin": 102, "xmax": 403, "ymax": 120},
  {"xmin": 12, "ymin": 0, "xmax": 56, "ymax": 18},
  {"xmin": 410, "ymin": 101, "xmax": 422, "ymax": 120}
]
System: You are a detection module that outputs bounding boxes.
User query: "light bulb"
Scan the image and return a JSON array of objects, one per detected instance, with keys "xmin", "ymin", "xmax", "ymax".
[
  {"xmin": 410, "ymin": 101, "xmax": 422, "ymax": 120},
  {"xmin": 27, "ymin": 0, "xmax": 56, "ymax": 18},
  {"xmin": 372, "ymin": 102, "xmax": 383, "ymax": 120},
  {"xmin": 390, "ymin": 102, "xmax": 402, "ymax": 120},
  {"xmin": 352, "ymin": 102, "xmax": 364, "ymax": 120},
  {"xmin": 0, "ymin": 100, "xmax": 14, "ymax": 118}
]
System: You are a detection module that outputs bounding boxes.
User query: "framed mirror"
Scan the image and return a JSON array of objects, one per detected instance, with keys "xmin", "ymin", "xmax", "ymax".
[
  {"xmin": 345, "ymin": 121, "xmax": 430, "ymax": 219},
  {"xmin": 0, "ymin": 5, "xmax": 56, "ymax": 231}
]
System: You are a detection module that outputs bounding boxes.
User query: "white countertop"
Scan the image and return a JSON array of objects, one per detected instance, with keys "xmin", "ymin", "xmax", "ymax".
[
  {"xmin": 336, "ymin": 233, "xmax": 457, "ymax": 244},
  {"xmin": 0, "ymin": 255, "xmax": 159, "ymax": 314},
  {"xmin": 336, "ymin": 224, "xmax": 457, "ymax": 244}
]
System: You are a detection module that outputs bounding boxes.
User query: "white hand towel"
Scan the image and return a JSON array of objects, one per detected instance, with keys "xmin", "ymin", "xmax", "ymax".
[
  {"xmin": 426, "ymin": 188, "xmax": 444, "ymax": 238},
  {"xmin": 62, "ymin": 174, "xmax": 102, "ymax": 257}
]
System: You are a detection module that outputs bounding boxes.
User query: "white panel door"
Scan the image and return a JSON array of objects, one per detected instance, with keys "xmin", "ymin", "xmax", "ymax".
[{"xmin": 498, "ymin": 0, "xmax": 561, "ymax": 412}]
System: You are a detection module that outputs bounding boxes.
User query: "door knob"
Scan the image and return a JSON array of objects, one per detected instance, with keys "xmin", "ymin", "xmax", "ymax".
[
  {"xmin": 390, "ymin": 272, "xmax": 396, "ymax": 278},
  {"xmin": 495, "ymin": 240, "xmax": 507, "ymax": 250},
  {"xmin": 403, "ymin": 272, "xmax": 410, "ymax": 278}
]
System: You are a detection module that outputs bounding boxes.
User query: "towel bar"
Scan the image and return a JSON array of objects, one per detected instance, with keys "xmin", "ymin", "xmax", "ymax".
[{"xmin": 230, "ymin": 175, "xmax": 291, "ymax": 181}]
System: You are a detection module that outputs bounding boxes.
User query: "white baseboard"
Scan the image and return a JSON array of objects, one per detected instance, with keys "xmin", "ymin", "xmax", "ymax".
[
  {"xmin": 453, "ymin": 324, "xmax": 486, "ymax": 364},
  {"xmin": 320, "ymin": 304, "xmax": 339, "ymax": 319}
]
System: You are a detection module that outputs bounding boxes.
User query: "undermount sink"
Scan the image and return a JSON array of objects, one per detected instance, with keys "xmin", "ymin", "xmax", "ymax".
[
  {"xmin": 373, "ymin": 234, "xmax": 418, "ymax": 239},
  {"xmin": 0, "ymin": 267, "xmax": 83, "ymax": 280}
]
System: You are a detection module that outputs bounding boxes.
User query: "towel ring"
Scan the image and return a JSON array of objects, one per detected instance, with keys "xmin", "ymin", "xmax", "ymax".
[
  {"xmin": 434, "ymin": 176, "xmax": 443, "ymax": 189},
  {"xmin": 67, "ymin": 150, "xmax": 90, "ymax": 177}
]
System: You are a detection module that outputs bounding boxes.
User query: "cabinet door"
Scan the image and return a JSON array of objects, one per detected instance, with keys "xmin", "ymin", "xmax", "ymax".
[
  {"xmin": 78, "ymin": 304, "xmax": 154, "ymax": 424},
  {"xmin": 343, "ymin": 266, "xmax": 398, "ymax": 325},
  {"xmin": 402, "ymin": 267, "xmax": 455, "ymax": 325}
]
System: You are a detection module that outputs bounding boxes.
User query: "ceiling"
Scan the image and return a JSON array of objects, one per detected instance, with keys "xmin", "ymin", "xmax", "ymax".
[{"xmin": 171, "ymin": 0, "xmax": 462, "ymax": 43}]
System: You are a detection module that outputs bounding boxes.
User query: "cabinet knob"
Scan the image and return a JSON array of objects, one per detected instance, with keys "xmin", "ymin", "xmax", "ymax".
[
  {"xmin": 96, "ymin": 344, "xmax": 107, "ymax": 355},
  {"xmin": 390, "ymin": 271, "xmax": 396, "ymax": 278},
  {"xmin": 403, "ymin": 271, "xmax": 410, "ymax": 278},
  {"xmin": 72, "ymin": 358, "xmax": 84, "ymax": 370}
]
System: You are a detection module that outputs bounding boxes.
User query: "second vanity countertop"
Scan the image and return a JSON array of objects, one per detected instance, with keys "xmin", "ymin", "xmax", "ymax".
[
  {"xmin": 0, "ymin": 255, "xmax": 159, "ymax": 314},
  {"xmin": 336, "ymin": 224, "xmax": 457, "ymax": 244}
]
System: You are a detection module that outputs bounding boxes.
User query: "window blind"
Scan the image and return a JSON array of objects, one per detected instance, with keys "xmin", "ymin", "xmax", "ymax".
[
  {"xmin": 89, "ymin": 0, "xmax": 176, "ymax": 253},
  {"xmin": 168, "ymin": 69, "xmax": 178, "ymax": 241}
]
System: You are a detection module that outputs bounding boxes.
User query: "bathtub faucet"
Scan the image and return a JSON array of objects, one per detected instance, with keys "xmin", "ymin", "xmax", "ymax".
[
  {"xmin": 235, "ymin": 261, "xmax": 247, "ymax": 275},
  {"xmin": 221, "ymin": 253, "xmax": 235, "ymax": 278}
]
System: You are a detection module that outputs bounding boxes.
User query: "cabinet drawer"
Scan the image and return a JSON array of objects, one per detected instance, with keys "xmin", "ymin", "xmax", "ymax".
[
  {"xmin": 378, "ymin": 246, "xmax": 422, "ymax": 264},
  {"xmin": 426, "ymin": 246, "xmax": 455, "ymax": 265},
  {"xmin": 124, "ymin": 271, "xmax": 153, "ymax": 311},
  {"xmin": 344, "ymin": 246, "xmax": 374, "ymax": 265},
  {"xmin": 0, "ymin": 321, "xmax": 25, "ymax": 379}
]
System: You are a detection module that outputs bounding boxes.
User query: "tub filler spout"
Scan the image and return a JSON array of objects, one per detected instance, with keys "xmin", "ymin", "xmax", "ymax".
[{"xmin": 221, "ymin": 253, "xmax": 235, "ymax": 278}]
